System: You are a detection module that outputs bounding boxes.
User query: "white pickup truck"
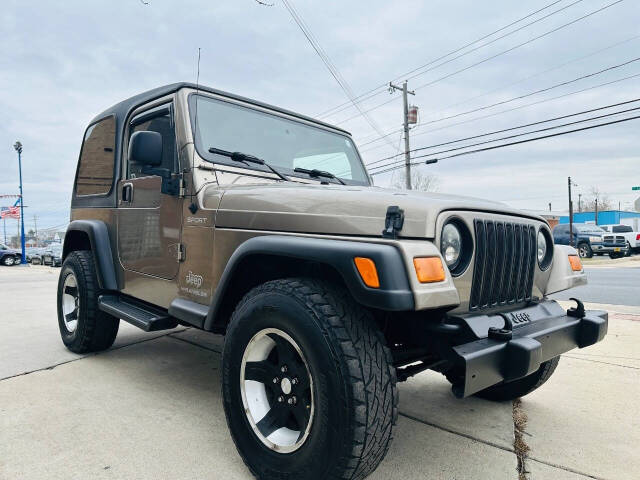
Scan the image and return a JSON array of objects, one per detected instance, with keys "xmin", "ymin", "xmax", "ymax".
[{"xmin": 601, "ymin": 224, "xmax": 640, "ymax": 256}]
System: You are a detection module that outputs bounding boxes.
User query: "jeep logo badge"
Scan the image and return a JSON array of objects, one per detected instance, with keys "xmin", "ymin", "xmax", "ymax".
[{"xmin": 186, "ymin": 271, "xmax": 203, "ymax": 288}]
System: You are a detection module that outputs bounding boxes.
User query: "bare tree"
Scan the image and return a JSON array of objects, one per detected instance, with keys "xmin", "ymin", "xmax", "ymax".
[
  {"xmin": 392, "ymin": 171, "xmax": 440, "ymax": 192},
  {"xmin": 582, "ymin": 186, "xmax": 613, "ymax": 211}
]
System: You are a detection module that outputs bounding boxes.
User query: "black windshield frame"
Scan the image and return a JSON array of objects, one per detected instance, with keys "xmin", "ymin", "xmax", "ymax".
[{"xmin": 188, "ymin": 93, "xmax": 370, "ymax": 186}]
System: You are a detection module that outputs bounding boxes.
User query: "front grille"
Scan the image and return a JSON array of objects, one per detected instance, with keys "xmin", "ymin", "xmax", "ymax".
[
  {"xmin": 604, "ymin": 235, "xmax": 613, "ymax": 243},
  {"xmin": 616, "ymin": 235, "xmax": 625, "ymax": 243},
  {"xmin": 470, "ymin": 219, "xmax": 536, "ymax": 311}
]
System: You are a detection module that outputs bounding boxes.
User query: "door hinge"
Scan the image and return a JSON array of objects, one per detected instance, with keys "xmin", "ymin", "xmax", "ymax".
[
  {"xmin": 177, "ymin": 243, "xmax": 186, "ymax": 262},
  {"xmin": 178, "ymin": 178, "xmax": 187, "ymax": 198}
]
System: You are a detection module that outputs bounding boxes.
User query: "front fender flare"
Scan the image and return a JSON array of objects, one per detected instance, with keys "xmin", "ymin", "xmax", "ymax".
[{"xmin": 203, "ymin": 235, "xmax": 414, "ymax": 330}]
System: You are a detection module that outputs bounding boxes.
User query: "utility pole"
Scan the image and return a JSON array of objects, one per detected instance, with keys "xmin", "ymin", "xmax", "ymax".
[
  {"xmin": 578, "ymin": 193, "xmax": 582, "ymax": 213},
  {"xmin": 389, "ymin": 81, "xmax": 415, "ymax": 190},
  {"xmin": 548, "ymin": 202, "xmax": 552, "ymax": 212},
  {"xmin": 568, "ymin": 177, "xmax": 574, "ymax": 247},
  {"xmin": 13, "ymin": 141, "xmax": 26, "ymax": 264},
  {"xmin": 595, "ymin": 198, "xmax": 599, "ymax": 225}
]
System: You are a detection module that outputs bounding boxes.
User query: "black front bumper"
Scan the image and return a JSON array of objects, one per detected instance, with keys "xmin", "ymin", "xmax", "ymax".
[{"xmin": 451, "ymin": 301, "xmax": 607, "ymax": 398}]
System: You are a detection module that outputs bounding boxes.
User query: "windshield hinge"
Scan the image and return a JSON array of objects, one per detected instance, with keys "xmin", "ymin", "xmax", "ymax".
[
  {"xmin": 382, "ymin": 206, "xmax": 405, "ymax": 239},
  {"xmin": 177, "ymin": 244, "xmax": 186, "ymax": 262}
]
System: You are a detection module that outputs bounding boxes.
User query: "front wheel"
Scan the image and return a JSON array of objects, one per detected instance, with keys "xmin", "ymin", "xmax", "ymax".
[
  {"xmin": 475, "ymin": 357, "xmax": 560, "ymax": 401},
  {"xmin": 2, "ymin": 255, "xmax": 16, "ymax": 266},
  {"xmin": 625, "ymin": 242, "xmax": 632, "ymax": 257},
  {"xmin": 57, "ymin": 251, "xmax": 119, "ymax": 353},
  {"xmin": 577, "ymin": 243, "xmax": 592, "ymax": 258},
  {"xmin": 222, "ymin": 278, "xmax": 397, "ymax": 480}
]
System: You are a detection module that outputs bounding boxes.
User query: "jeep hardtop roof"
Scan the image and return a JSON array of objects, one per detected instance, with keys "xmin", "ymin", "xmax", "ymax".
[{"xmin": 91, "ymin": 82, "xmax": 351, "ymax": 136}]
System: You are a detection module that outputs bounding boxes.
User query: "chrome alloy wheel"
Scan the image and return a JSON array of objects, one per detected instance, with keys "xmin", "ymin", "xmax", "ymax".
[
  {"xmin": 240, "ymin": 328, "xmax": 314, "ymax": 453},
  {"xmin": 61, "ymin": 273, "xmax": 80, "ymax": 333}
]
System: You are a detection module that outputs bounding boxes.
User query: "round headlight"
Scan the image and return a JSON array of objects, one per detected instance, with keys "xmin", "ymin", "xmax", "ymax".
[
  {"xmin": 537, "ymin": 228, "xmax": 553, "ymax": 270},
  {"xmin": 537, "ymin": 230, "xmax": 547, "ymax": 264},
  {"xmin": 441, "ymin": 223, "xmax": 462, "ymax": 268}
]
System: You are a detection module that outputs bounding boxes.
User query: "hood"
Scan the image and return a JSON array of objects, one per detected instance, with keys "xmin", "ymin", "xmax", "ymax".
[{"xmin": 208, "ymin": 183, "xmax": 544, "ymax": 238}]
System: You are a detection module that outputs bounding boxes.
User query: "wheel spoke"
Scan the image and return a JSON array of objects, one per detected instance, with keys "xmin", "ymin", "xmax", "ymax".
[
  {"xmin": 244, "ymin": 361, "xmax": 277, "ymax": 384},
  {"xmin": 64, "ymin": 285, "xmax": 78, "ymax": 297},
  {"xmin": 65, "ymin": 308, "xmax": 78, "ymax": 322},
  {"xmin": 256, "ymin": 405, "xmax": 289, "ymax": 437},
  {"xmin": 268, "ymin": 333, "xmax": 299, "ymax": 366},
  {"xmin": 290, "ymin": 402, "xmax": 311, "ymax": 433}
]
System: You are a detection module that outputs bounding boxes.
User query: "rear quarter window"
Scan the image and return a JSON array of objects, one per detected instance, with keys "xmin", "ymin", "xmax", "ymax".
[{"xmin": 75, "ymin": 116, "xmax": 116, "ymax": 196}]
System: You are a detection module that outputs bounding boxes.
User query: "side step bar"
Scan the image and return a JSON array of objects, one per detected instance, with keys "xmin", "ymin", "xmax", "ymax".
[{"xmin": 98, "ymin": 295, "xmax": 178, "ymax": 332}]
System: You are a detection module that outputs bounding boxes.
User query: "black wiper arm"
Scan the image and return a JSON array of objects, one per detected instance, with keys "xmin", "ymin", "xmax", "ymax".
[
  {"xmin": 208, "ymin": 147, "xmax": 289, "ymax": 182},
  {"xmin": 293, "ymin": 167, "xmax": 346, "ymax": 185}
]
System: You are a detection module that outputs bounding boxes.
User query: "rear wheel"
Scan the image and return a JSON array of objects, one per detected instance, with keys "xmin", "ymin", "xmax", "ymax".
[
  {"xmin": 57, "ymin": 251, "xmax": 119, "ymax": 353},
  {"xmin": 222, "ymin": 278, "xmax": 397, "ymax": 480}
]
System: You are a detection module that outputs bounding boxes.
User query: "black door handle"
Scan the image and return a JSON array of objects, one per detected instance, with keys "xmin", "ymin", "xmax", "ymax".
[{"xmin": 122, "ymin": 183, "xmax": 133, "ymax": 203}]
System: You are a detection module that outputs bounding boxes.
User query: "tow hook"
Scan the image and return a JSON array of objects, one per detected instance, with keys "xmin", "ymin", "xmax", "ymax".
[
  {"xmin": 488, "ymin": 313, "xmax": 514, "ymax": 341},
  {"xmin": 567, "ymin": 297, "xmax": 586, "ymax": 318}
]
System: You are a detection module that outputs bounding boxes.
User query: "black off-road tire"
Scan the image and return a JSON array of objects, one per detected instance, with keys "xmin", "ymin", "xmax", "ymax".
[
  {"xmin": 473, "ymin": 356, "xmax": 560, "ymax": 402},
  {"xmin": 222, "ymin": 278, "xmax": 398, "ymax": 480},
  {"xmin": 577, "ymin": 242, "xmax": 592, "ymax": 258},
  {"xmin": 57, "ymin": 251, "xmax": 119, "ymax": 353}
]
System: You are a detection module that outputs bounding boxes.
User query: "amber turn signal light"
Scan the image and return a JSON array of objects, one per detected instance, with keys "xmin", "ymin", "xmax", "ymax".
[
  {"xmin": 413, "ymin": 257, "xmax": 446, "ymax": 283},
  {"xmin": 568, "ymin": 255, "xmax": 582, "ymax": 271},
  {"xmin": 354, "ymin": 257, "xmax": 380, "ymax": 288}
]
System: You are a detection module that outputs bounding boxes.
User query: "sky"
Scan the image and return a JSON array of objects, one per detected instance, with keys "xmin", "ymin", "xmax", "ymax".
[{"xmin": 1, "ymin": 0, "xmax": 639, "ymax": 234}]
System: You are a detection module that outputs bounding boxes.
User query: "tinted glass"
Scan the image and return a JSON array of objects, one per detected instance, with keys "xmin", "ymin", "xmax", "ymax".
[
  {"xmin": 612, "ymin": 225, "xmax": 632, "ymax": 233},
  {"xmin": 553, "ymin": 225, "xmax": 568, "ymax": 234},
  {"xmin": 191, "ymin": 95, "xmax": 368, "ymax": 184},
  {"xmin": 76, "ymin": 117, "xmax": 116, "ymax": 196},
  {"xmin": 128, "ymin": 106, "xmax": 177, "ymax": 179}
]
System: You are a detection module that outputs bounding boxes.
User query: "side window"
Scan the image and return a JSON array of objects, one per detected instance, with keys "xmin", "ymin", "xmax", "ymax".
[
  {"xmin": 76, "ymin": 116, "xmax": 116, "ymax": 196},
  {"xmin": 127, "ymin": 105, "xmax": 177, "ymax": 180}
]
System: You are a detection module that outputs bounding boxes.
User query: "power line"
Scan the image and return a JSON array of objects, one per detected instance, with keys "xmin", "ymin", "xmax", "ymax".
[
  {"xmin": 317, "ymin": 0, "xmax": 570, "ymax": 118},
  {"xmin": 281, "ymin": 0, "xmax": 398, "ymax": 150},
  {"xmin": 370, "ymin": 112, "xmax": 640, "ymax": 175},
  {"xmin": 336, "ymin": 0, "xmax": 626, "ymax": 125},
  {"xmin": 368, "ymin": 105, "xmax": 640, "ymax": 172},
  {"xmin": 360, "ymin": 69, "xmax": 640, "ymax": 155},
  {"xmin": 357, "ymin": 33, "xmax": 640, "ymax": 148},
  {"xmin": 366, "ymin": 97, "xmax": 640, "ymax": 167}
]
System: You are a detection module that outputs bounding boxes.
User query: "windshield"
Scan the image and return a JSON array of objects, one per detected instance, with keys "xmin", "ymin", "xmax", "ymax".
[
  {"xmin": 190, "ymin": 95, "xmax": 369, "ymax": 184},
  {"xmin": 613, "ymin": 225, "xmax": 633, "ymax": 233},
  {"xmin": 575, "ymin": 225, "xmax": 605, "ymax": 234}
]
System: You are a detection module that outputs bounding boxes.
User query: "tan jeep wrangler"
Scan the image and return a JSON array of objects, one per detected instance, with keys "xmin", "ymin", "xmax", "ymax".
[{"xmin": 59, "ymin": 83, "xmax": 607, "ymax": 480}]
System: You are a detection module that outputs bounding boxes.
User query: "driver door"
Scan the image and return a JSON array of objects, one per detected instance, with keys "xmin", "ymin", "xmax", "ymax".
[{"xmin": 117, "ymin": 102, "xmax": 183, "ymax": 280}]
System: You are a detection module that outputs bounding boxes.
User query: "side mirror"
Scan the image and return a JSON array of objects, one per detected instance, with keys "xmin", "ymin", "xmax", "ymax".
[{"xmin": 128, "ymin": 131, "xmax": 163, "ymax": 166}]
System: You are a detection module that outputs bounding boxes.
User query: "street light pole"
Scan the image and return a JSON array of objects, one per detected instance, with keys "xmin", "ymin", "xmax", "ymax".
[
  {"xmin": 13, "ymin": 141, "xmax": 26, "ymax": 265},
  {"xmin": 568, "ymin": 177, "xmax": 574, "ymax": 247}
]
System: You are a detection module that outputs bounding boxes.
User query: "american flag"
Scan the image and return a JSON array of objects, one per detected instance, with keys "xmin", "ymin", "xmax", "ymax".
[{"xmin": 0, "ymin": 206, "xmax": 20, "ymax": 219}]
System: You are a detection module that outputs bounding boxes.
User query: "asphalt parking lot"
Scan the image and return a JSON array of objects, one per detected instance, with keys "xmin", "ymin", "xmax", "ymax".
[{"xmin": 1, "ymin": 265, "xmax": 638, "ymax": 480}]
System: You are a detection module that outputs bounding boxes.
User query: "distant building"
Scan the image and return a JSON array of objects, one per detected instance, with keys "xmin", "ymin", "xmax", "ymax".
[
  {"xmin": 559, "ymin": 210, "xmax": 640, "ymax": 229},
  {"xmin": 524, "ymin": 210, "xmax": 566, "ymax": 229}
]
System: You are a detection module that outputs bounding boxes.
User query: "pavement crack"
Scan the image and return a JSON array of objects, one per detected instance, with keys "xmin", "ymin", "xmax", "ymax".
[
  {"xmin": 398, "ymin": 412, "xmax": 514, "ymax": 454},
  {"xmin": 0, "ymin": 328, "xmax": 188, "ymax": 382},
  {"xmin": 562, "ymin": 354, "xmax": 640, "ymax": 370},
  {"xmin": 167, "ymin": 333, "xmax": 223, "ymax": 354},
  {"xmin": 512, "ymin": 398, "xmax": 530, "ymax": 480}
]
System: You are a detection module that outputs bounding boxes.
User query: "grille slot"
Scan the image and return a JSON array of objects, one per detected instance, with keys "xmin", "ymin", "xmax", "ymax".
[{"xmin": 470, "ymin": 219, "xmax": 536, "ymax": 311}]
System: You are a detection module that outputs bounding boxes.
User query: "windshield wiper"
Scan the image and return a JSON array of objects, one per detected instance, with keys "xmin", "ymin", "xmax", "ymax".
[
  {"xmin": 293, "ymin": 167, "xmax": 346, "ymax": 185},
  {"xmin": 208, "ymin": 147, "xmax": 289, "ymax": 182}
]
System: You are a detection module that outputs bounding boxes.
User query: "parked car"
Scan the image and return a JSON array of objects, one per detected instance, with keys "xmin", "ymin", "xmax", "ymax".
[
  {"xmin": 42, "ymin": 246, "xmax": 62, "ymax": 266},
  {"xmin": 26, "ymin": 247, "xmax": 42, "ymax": 264},
  {"xmin": 0, "ymin": 243, "xmax": 22, "ymax": 266},
  {"xmin": 600, "ymin": 224, "xmax": 640, "ymax": 256},
  {"xmin": 553, "ymin": 223, "xmax": 628, "ymax": 258},
  {"xmin": 57, "ymin": 83, "xmax": 608, "ymax": 480}
]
